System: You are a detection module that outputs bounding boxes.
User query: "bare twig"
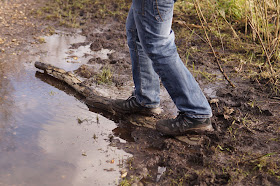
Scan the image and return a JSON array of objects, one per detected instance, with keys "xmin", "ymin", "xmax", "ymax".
[
  {"xmin": 210, "ymin": 0, "xmax": 240, "ymax": 41},
  {"xmin": 193, "ymin": 0, "xmax": 236, "ymax": 88},
  {"xmin": 242, "ymin": 152, "xmax": 279, "ymax": 163},
  {"xmin": 275, "ymin": 0, "xmax": 280, "ymax": 39},
  {"xmin": 213, "ymin": 13, "xmax": 225, "ymax": 53},
  {"xmin": 173, "ymin": 20, "xmax": 207, "ymax": 43},
  {"xmin": 247, "ymin": 18, "xmax": 275, "ymax": 75}
]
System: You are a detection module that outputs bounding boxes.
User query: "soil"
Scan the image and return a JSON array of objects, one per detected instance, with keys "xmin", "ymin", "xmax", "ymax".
[{"xmin": 1, "ymin": 0, "xmax": 280, "ymax": 185}]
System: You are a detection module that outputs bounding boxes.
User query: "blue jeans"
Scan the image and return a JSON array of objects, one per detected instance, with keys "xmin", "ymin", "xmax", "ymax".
[{"xmin": 126, "ymin": 0, "xmax": 212, "ymax": 118}]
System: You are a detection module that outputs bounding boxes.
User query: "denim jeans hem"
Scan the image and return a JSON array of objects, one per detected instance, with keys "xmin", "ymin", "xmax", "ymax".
[
  {"xmin": 184, "ymin": 113, "xmax": 213, "ymax": 119},
  {"xmin": 135, "ymin": 95, "xmax": 160, "ymax": 108}
]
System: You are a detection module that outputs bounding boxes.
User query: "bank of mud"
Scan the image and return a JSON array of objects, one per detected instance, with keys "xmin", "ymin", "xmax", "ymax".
[
  {"xmin": 72, "ymin": 2, "xmax": 280, "ymax": 185},
  {"xmin": 1, "ymin": 0, "xmax": 280, "ymax": 185}
]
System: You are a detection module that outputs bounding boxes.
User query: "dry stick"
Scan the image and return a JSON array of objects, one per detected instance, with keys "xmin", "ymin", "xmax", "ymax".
[
  {"xmin": 275, "ymin": 0, "xmax": 280, "ymax": 39},
  {"xmin": 275, "ymin": 0, "xmax": 280, "ymax": 59},
  {"xmin": 211, "ymin": 0, "xmax": 240, "ymax": 41},
  {"xmin": 250, "ymin": 1, "xmax": 257, "ymax": 41},
  {"xmin": 261, "ymin": 0, "xmax": 273, "ymax": 57},
  {"xmin": 174, "ymin": 19, "xmax": 207, "ymax": 43},
  {"xmin": 262, "ymin": 0, "xmax": 269, "ymax": 46},
  {"xmin": 264, "ymin": 0, "xmax": 270, "ymax": 45},
  {"xmin": 213, "ymin": 13, "xmax": 225, "ymax": 53},
  {"xmin": 185, "ymin": 24, "xmax": 208, "ymax": 43},
  {"xmin": 242, "ymin": 152, "xmax": 279, "ymax": 163},
  {"xmin": 268, "ymin": 36, "xmax": 280, "ymax": 60},
  {"xmin": 193, "ymin": 0, "xmax": 236, "ymax": 88},
  {"xmin": 248, "ymin": 18, "xmax": 275, "ymax": 75},
  {"xmin": 245, "ymin": 0, "xmax": 248, "ymax": 35}
]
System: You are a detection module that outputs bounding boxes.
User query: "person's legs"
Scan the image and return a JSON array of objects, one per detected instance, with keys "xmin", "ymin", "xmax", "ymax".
[
  {"xmin": 113, "ymin": 0, "xmax": 213, "ymax": 134},
  {"xmin": 126, "ymin": 6, "xmax": 160, "ymax": 108},
  {"xmin": 132, "ymin": 0, "xmax": 212, "ymax": 119},
  {"xmin": 111, "ymin": 5, "xmax": 162, "ymax": 116}
]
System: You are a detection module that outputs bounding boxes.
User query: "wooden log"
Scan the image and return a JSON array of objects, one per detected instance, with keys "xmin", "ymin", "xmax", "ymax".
[
  {"xmin": 35, "ymin": 62, "xmax": 95, "ymax": 98},
  {"xmin": 34, "ymin": 61, "xmax": 210, "ymax": 145},
  {"xmin": 34, "ymin": 61, "xmax": 158, "ymax": 128}
]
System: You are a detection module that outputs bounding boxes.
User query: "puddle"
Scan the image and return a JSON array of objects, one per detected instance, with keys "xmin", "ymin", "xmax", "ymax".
[
  {"xmin": 203, "ymin": 81, "xmax": 224, "ymax": 98},
  {"xmin": 202, "ymin": 71, "xmax": 225, "ymax": 99},
  {"xmin": 29, "ymin": 32, "xmax": 114, "ymax": 72},
  {"xmin": 204, "ymin": 86, "xmax": 217, "ymax": 98},
  {"xmin": 0, "ymin": 31, "xmax": 131, "ymax": 185}
]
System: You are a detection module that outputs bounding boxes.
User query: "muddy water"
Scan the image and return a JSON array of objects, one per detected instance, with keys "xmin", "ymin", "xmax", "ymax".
[{"xmin": 0, "ymin": 32, "xmax": 130, "ymax": 186}]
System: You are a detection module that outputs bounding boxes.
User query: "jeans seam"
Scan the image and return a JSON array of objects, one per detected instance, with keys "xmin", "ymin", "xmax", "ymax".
[
  {"xmin": 129, "ymin": 29, "xmax": 137, "ymax": 52},
  {"xmin": 142, "ymin": 0, "xmax": 146, "ymax": 16},
  {"xmin": 155, "ymin": 0, "xmax": 163, "ymax": 22},
  {"xmin": 134, "ymin": 33, "xmax": 143, "ymax": 105},
  {"xmin": 153, "ymin": 0, "xmax": 174, "ymax": 22}
]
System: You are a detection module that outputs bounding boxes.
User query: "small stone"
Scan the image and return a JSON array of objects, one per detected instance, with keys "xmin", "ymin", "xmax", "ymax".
[
  {"xmin": 121, "ymin": 172, "xmax": 127, "ymax": 178},
  {"xmin": 210, "ymin": 99, "xmax": 219, "ymax": 104},
  {"xmin": 0, "ymin": 38, "xmax": 4, "ymax": 44},
  {"xmin": 37, "ymin": 37, "xmax": 45, "ymax": 44},
  {"xmin": 74, "ymin": 65, "xmax": 95, "ymax": 79},
  {"xmin": 131, "ymin": 182, "xmax": 144, "ymax": 186},
  {"xmin": 223, "ymin": 107, "xmax": 234, "ymax": 115}
]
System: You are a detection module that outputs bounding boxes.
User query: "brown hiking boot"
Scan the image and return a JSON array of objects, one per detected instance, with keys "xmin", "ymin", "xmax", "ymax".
[
  {"xmin": 156, "ymin": 112, "xmax": 213, "ymax": 136},
  {"xmin": 112, "ymin": 96, "xmax": 162, "ymax": 116}
]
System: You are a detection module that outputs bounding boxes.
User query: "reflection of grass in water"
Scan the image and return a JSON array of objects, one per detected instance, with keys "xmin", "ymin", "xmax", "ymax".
[{"xmin": 39, "ymin": 0, "xmax": 131, "ymax": 27}]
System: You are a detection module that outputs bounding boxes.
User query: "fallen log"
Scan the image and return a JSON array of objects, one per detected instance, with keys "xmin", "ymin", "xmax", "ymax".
[
  {"xmin": 34, "ymin": 61, "xmax": 209, "ymax": 145},
  {"xmin": 34, "ymin": 61, "xmax": 158, "ymax": 128}
]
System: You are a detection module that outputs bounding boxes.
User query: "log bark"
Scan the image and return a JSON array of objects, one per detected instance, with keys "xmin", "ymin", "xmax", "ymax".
[
  {"xmin": 34, "ymin": 61, "xmax": 206, "ymax": 145},
  {"xmin": 34, "ymin": 61, "xmax": 158, "ymax": 128}
]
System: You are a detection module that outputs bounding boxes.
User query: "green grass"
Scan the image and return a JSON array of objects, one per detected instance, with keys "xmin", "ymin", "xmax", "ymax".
[
  {"xmin": 40, "ymin": 0, "xmax": 130, "ymax": 27},
  {"xmin": 96, "ymin": 67, "xmax": 112, "ymax": 85},
  {"xmin": 39, "ymin": 0, "xmax": 280, "ymax": 90},
  {"xmin": 173, "ymin": 0, "xmax": 280, "ymax": 93}
]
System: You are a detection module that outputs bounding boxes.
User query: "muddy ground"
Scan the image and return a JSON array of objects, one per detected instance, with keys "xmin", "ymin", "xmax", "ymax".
[{"xmin": 1, "ymin": 0, "xmax": 280, "ymax": 185}]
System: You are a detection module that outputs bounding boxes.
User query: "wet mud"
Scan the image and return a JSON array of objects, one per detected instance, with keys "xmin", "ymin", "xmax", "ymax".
[
  {"xmin": 1, "ymin": 0, "xmax": 280, "ymax": 185},
  {"xmin": 74, "ymin": 11, "xmax": 280, "ymax": 186},
  {"xmin": 0, "ymin": 1, "xmax": 132, "ymax": 185}
]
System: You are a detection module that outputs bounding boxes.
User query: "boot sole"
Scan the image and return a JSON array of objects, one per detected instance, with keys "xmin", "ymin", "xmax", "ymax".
[
  {"xmin": 185, "ymin": 124, "xmax": 214, "ymax": 132},
  {"xmin": 157, "ymin": 124, "xmax": 214, "ymax": 136},
  {"xmin": 112, "ymin": 104, "xmax": 162, "ymax": 116}
]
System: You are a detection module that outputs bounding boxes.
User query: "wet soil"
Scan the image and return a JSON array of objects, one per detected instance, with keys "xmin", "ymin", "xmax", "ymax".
[
  {"xmin": 0, "ymin": 1, "xmax": 131, "ymax": 185},
  {"xmin": 1, "ymin": 0, "xmax": 280, "ymax": 185},
  {"xmin": 77, "ymin": 7, "xmax": 280, "ymax": 186}
]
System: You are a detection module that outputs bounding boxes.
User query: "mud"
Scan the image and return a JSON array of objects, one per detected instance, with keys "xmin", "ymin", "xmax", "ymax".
[
  {"xmin": 1, "ymin": 0, "xmax": 280, "ymax": 185},
  {"xmin": 76, "ymin": 7, "xmax": 280, "ymax": 186},
  {"xmin": 0, "ymin": 1, "xmax": 131, "ymax": 185},
  {"xmin": 74, "ymin": 17, "xmax": 280, "ymax": 185}
]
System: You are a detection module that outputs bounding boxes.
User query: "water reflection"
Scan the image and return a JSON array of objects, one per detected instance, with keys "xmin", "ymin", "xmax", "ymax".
[
  {"xmin": 0, "ymin": 57, "xmax": 17, "ymax": 157},
  {"xmin": 0, "ymin": 67, "xmax": 15, "ymax": 126},
  {"xmin": 30, "ymin": 32, "xmax": 114, "ymax": 72},
  {"xmin": 0, "ymin": 32, "xmax": 131, "ymax": 185}
]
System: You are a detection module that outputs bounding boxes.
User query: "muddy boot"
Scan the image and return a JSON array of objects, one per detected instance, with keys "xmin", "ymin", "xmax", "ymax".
[
  {"xmin": 112, "ymin": 96, "xmax": 162, "ymax": 116},
  {"xmin": 156, "ymin": 112, "xmax": 213, "ymax": 136}
]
